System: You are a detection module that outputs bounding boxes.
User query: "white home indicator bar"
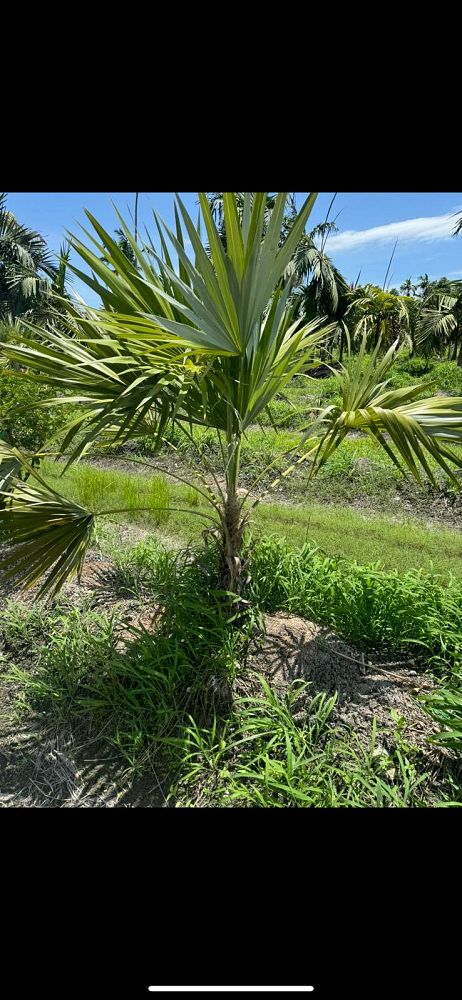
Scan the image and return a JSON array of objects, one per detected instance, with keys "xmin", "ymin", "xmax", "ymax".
[{"xmin": 148, "ymin": 989, "xmax": 314, "ymax": 993}]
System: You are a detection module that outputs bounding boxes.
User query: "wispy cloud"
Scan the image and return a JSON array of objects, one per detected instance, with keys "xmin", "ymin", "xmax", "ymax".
[{"xmin": 328, "ymin": 209, "xmax": 460, "ymax": 253}]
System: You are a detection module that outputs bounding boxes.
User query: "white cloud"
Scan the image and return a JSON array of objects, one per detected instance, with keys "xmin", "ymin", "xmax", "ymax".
[{"xmin": 327, "ymin": 210, "xmax": 460, "ymax": 253}]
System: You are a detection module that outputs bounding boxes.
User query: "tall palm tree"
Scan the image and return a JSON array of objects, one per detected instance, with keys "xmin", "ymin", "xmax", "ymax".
[
  {"xmin": 419, "ymin": 282, "xmax": 462, "ymax": 363},
  {"xmin": 0, "ymin": 193, "xmax": 58, "ymax": 322},
  {"xmin": 3, "ymin": 193, "xmax": 462, "ymax": 602},
  {"xmin": 347, "ymin": 285, "xmax": 412, "ymax": 351},
  {"xmin": 400, "ymin": 277, "xmax": 416, "ymax": 298},
  {"xmin": 417, "ymin": 273, "xmax": 430, "ymax": 298},
  {"xmin": 292, "ymin": 253, "xmax": 351, "ymax": 360}
]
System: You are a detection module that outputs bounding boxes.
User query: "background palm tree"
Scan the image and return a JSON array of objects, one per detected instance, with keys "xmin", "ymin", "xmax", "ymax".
[
  {"xmin": 400, "ymin": 277, "xmax": 417, "ymax": 298},
  {"xmin": 417, "ymin": 273, "xmax": 430, "ymax": 298},
  {"xmin": 419, "ymin": 281, "xmax": 462, "ymax": 363},
  {"xmin": 0, "ymin": 193, "xmax": 58, "ymax": 323},
  {"xmin": 347, "ymin": 285, "xmax": 412, "ymax": 351}
]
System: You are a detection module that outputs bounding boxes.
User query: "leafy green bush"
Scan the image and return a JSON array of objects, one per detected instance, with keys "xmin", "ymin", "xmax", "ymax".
[
  {"xmin": 431, "ymin": 362, "xmax": 462, "ymax": 395},
  {"xmin": 0, "ymin": 369, "xmax": 69, "ymax": 451}
]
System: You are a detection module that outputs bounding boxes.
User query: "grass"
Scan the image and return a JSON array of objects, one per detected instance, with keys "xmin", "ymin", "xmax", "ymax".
[
  {"xmin": 40, "ymin": 457, "xmax": 462, "ymax": 577},
  {"xmin": 249, "ymin": 536, "xmax": 462, "ymax": 677},
  {"xmin": 420, "ymin": 686, "xmax": 462, "ymax": 754},
  {"xmin": 41, "ymin": 459, "xmax": 174, "ymax": 526},
  {"xmin": 253, "ymin": 502, "xmax": 462, "ymax": 576},
  {"xmin": 168, "ymin": 677, "xmax": 431, "ymax": 807},
  {"xmin": 3, "ymin": 530, "xmax": 462, "ymax": 805},
  {"xmin": 0, "ymin": 569, "xmax": 438, "ymax": 807},
  {"xmin": 110, "ymin": 535, "xmax": 462, "ymax": 679}
]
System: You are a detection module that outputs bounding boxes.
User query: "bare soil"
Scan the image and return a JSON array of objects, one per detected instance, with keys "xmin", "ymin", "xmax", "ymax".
[{"xmin": 248, "ymin": 613, "xmax": 439, "ymax": 751}]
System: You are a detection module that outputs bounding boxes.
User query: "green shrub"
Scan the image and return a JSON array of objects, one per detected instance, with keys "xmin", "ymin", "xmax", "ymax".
[
  {"xmin": 0, "ymin": 368, "xmax": 70, "ymax": 452},
  {"xmin": 431, "ymin": 362, "xmax": 462, "ymax": 395}
]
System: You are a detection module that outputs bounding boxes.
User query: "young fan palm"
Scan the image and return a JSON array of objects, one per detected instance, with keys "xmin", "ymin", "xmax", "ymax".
[{"xmin": 2, "ymin": 192, "xmax": 462, "ymax": 602}]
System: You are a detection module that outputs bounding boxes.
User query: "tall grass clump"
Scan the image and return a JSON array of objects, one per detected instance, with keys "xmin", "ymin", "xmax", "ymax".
[
  {"xmin": 74, "ymin": 466, "xmax": 119, "ymax": 512},
  {"xmin": 249, "ymin": 536, "xmax": 462, "ymax": 676},
  {"xmin": 1, "ymin": 542, "xmax": 254, "ymax": 771}
]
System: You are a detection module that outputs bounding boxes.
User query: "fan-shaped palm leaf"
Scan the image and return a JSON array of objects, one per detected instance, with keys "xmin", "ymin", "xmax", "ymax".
[
  {"xmin": 309, "ymin": 339, "xmax": 462, "ymax": 485},
  {"xmin": 0, "ymin": 444, "xmax": 94, "ymax": 598}
]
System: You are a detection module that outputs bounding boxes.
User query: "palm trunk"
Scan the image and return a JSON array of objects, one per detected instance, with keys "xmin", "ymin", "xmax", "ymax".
[
  {"xmin": 220, "ymin": 430, "xmax": 245, "ymax": 596},
  {"xmin": 457, "ymin": 339, "xmax": 462, "ymax": 367}
]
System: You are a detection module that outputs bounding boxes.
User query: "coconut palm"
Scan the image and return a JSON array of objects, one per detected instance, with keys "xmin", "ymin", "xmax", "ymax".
[
  {"xmin": 3, "ymin": 193, "xmax": 462, "ymax": 603},
  {"xmin": 400, "ymin": 278, "xmax": 417, "ymax": 298},
  {"xmin": 0, "ymin": 193, "xmax": 58, "ymax": 322},
  {"xmin": 290, "ymin": 244, "xmax": 351, "ymax": 359},
  {"xmin": 418, "ymin": 282, "xmax": 462, "ymax": 363},
  {"xmin": 417, "ymin": 273, "xmax": 430, "ymax": 298},
  {"xmin": 347, "ymin": 285, "xmax": 412, "ymax": 351}
]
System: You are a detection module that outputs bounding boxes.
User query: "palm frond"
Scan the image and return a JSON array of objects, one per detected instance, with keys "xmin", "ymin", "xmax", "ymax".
[
  {"xmin": 309, "ymin": 340, "xmax": 462, "ymax": 486},
  {"xmin": 0, "ymin": 444, "xmax": 94, "ymax": 598}
]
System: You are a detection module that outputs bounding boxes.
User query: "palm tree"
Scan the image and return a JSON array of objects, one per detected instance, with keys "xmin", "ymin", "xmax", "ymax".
[
  {"xmin": 347, "ymin": 285, "xmax": 412, "ymax": 351},
  {"xmin": 417, "ymin": 273, "xmax": 430, "ymax": 298},
  {"xmin": 400, "ymin": 278, "xmax": 416, "ymax": 298},
  {"xmin": 207, "ymin": 192, "xmax": 345, "ymax": 306},
  {"xmin": 0, "ymin": 193, "xmax": 58, "ymax": 322},
  {"xmin": 206, "ymin": 192, "xmax": 293, "ymax": 255},
  {"xmin": 3, "ymin": 193, "xmax": 462, "ymax": 603},
  {"xmin": 453, "ymin": 213, "xmax": 462, "ymax": 237},
  {"xmin": 292, "ymin": 253, "xmax": 351, "ymax": 360},
  {"xmin": 418, "ymin": 282, "xmax": 462, "ymax": 363},
  {"xmin": 101, "ymin": 228, "xmax": 139, "ymax": 270}
]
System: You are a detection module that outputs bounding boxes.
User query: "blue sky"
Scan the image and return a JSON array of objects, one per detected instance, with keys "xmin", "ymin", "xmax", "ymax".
[{"xmin": 6, "ymin": 192, "xmax": 462, "ymax": 306}]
